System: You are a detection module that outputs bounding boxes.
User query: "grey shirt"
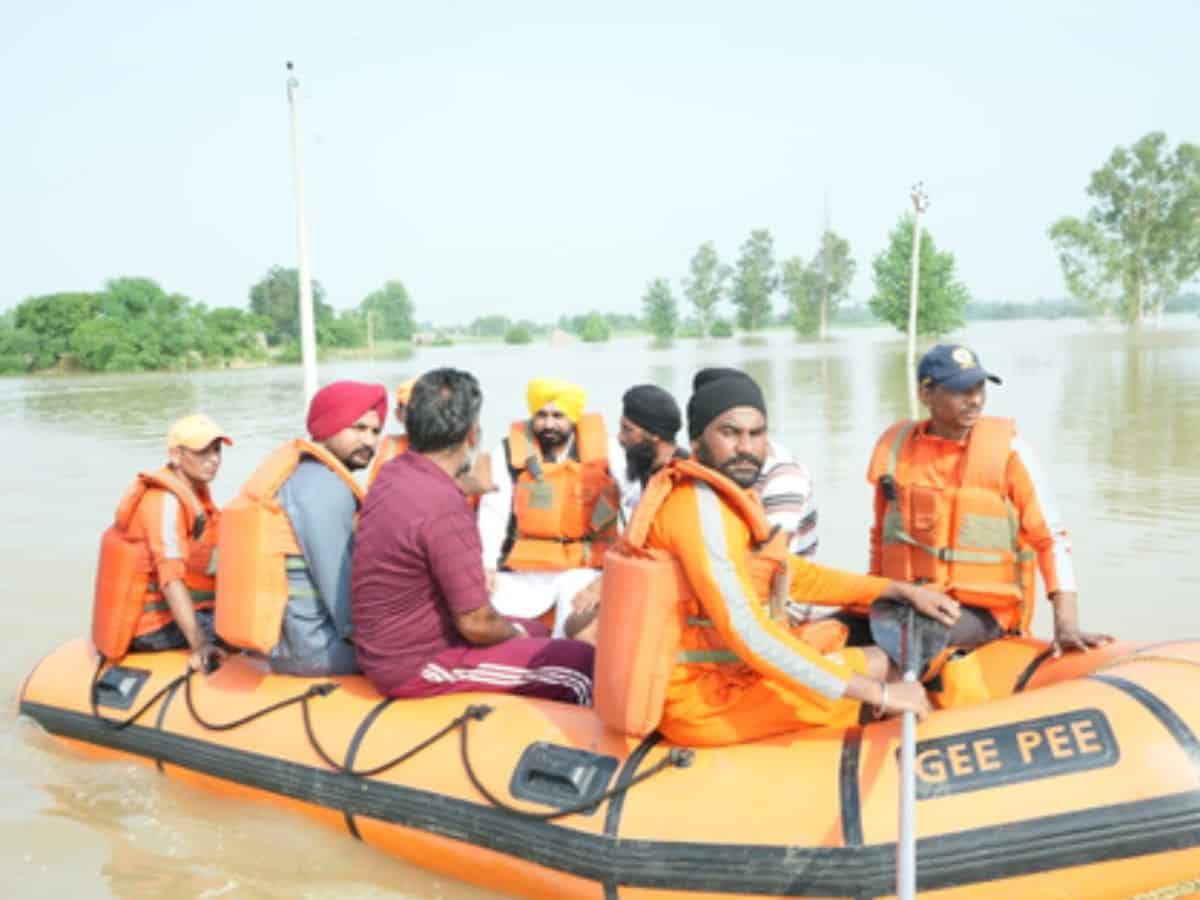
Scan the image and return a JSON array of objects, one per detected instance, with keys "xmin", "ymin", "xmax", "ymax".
[{"xmin": 270, "ymin": 457, "xmax": 360, "ymax": 675}]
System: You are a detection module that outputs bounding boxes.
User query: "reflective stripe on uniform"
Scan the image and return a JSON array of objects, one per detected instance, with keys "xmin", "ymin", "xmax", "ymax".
[
  {"xmin": 160, "ymin": 492, "xmax": 181, "ymax": 560},
  {"xmin": 694, "ymin": 482, "xmax": 846, "ymax": 700},
  {"xmin": 678, "ymin": 649, "xmax": 742, "ymax": 664}
]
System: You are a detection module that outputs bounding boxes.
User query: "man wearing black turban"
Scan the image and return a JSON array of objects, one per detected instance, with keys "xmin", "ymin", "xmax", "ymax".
[
  {"xmin": 615, "ymin": 368, "xmax": 967, "ymax": 745},
  {"xmin": 614, "ymin": 384, "xmax": 687, "ymax": 512},
  {"xmin": 689, "ymin": 368, "xmax": 820, "ymax": 558}
]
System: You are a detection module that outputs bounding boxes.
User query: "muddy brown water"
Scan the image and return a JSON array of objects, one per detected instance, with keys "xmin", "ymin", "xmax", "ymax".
[{"xmin": 3, "ymin": 319, "xmax": 1197, "ymax": 897}]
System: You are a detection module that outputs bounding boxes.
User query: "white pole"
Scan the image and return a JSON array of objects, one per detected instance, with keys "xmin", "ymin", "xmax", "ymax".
[
  {"xmin": 905, "ymin": 183, "xmax": 929, "ymax": 420},
  {"xmin": 898, "ymin": 603, "xmax": 918, "ymax": 900},
  {"xmin": 286, "ymin": 61, "xmax": 319, "ymax": 405}
]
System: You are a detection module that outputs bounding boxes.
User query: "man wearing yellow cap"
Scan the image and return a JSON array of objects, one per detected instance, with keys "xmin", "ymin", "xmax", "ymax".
[
  {"xmin": 91, "ymin": 414, "xmax": 232, "ymax": 671},
  {"xmin": 477, "ymin": 377, "xmax": 620, "ymax": 635},
  {"xmin": 368, "ymin": 375, "xmax": 496, "ymax": 500},
  {"xmin": 366, "ymin": 377, "xmax": 417, "ymax": 487}
]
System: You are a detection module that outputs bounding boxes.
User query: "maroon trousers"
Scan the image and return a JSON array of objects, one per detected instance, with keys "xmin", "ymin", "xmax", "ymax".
[{"xmin": 382, "ymin": 621, "xmax": 594, "ymax": 705}]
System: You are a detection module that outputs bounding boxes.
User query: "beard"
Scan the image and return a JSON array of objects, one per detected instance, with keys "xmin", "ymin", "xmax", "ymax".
[
  {"xmin": 694, "ymin": 441, "xmax": 762, "ymax": 488},
  {"xmin": 534, "ymin": 427, "xmax": 570, "ymax": 456},
  {"xmin": 455, "ymin": 442, "xmax": 479, "ymax": 478},
  {"xmin": 624, "ymin": 438, "xmax": 659, "ymax": 486},
  {"xmin": 344, "ymin": 446, "xmax": 374, "ymax": 471}
]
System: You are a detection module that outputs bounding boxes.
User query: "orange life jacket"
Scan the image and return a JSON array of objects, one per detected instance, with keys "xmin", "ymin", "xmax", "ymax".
[
  {"xmin": 215, "ymin": 440, "xmax": 363, "ymax": 654},
  {"xmin": 594, "ymin": 457, "xmax": 847, "ymax": 737},
  {"xmin": 366, "ymin": 433, "xmax": 408, "ymax": 489},
  {"xmin": 91, "ymin": 467, "xmax": 218, "ymax": 660},
  {"xmin": 866, "ymin": 416, "xmax": 1037, "ymax": 633},
  {"xmin": 501, "ymin": 413, "xmax": 620, "ymax": 571}
]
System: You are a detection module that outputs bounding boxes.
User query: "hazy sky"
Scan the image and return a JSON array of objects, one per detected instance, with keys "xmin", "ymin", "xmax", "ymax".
[{"xmin": 3, "ymin": 2, "xmax": 1195, "ymax": 325}]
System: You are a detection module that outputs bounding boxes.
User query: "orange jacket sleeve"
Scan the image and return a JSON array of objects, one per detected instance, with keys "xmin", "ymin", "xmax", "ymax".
[
  {"xmin": 788, "ymin": 553, "xmax": 891, "ymax": 607},
  {"xmin": 650, "ymin": 483, "xmax": 853, "ymax": 700}
]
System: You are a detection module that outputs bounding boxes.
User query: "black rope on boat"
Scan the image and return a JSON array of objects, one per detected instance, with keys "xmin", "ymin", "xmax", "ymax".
[
  {"xmin": 301, "ymin": 697, "xmax": 491, "ymax": 778},
  {"xmin": 182, "ymin": 670, "xmax": 339, "ymax": 731},
  {"xmin": 457, "ymin": 707, "xmax": 695, "ymax": 821},
  {"xmin": 89, "ymin": 654, "xmax": 189, "ymax": 731}
]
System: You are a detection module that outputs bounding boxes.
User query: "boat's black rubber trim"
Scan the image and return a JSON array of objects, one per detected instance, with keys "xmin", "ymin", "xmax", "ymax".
[
  {"xmin": 601, "ymin": 731, "xmax": 662, "ymax": 900},
  {"xmin": 341, "ymin": 698, "xmax": 396, "ymax": 840},
  {"xmin": 20, "ymin": 700, "xmax": 1200, "ymax": 896},
  {"xmin": 1012, "ymin": 649, "xmax": 1054, "ymax": 693},
  {"xmin": 838, "ymin": 726, "xmax": 864, "ymax": 848},
  {"xmin": 1090, "ymin": 673, "xmax": 1200, "ymax": 774},
  {"xmin": 151, "ymin": 679, "xmax": 182, "ymax": 774}
]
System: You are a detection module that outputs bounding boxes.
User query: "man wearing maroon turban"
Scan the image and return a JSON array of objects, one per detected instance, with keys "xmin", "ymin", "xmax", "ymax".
[{"xmin": 221, "ymin": 380, "xmax": 386, "ymax": 676}]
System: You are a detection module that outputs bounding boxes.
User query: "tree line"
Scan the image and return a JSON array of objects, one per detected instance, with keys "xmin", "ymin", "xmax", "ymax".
[
  {"xmin": 637, "ymin": 216, "xmax": 970, "ymax": 343},
  {"xmin": 4, "ymin": 131, "xmax": 1194, "ymax": 373},
  {"xmin": 0, "ymin": 268, "xmax": 416, "ymax": 374}
]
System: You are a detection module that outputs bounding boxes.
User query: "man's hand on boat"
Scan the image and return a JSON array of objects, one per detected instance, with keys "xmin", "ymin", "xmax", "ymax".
[
  {"xmin": 846, "ymin": 674, "xmax": 933, "ymax": 721},
  {"xmin": 881, "ymin": 581, "xmax": 962, "ymax": 628},
  {"xmin": 1049, "ymin": 590, "xmax": 1113, "ymax": 657},
  {"xmin": 189, "ymin": 640, "xmax": 226, "ymax": 674}
]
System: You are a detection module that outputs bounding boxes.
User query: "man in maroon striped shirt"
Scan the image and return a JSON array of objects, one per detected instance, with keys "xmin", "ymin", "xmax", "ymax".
[{"xmin": 351, "ymin": 368, "xmax": 593, "ymax": 704}]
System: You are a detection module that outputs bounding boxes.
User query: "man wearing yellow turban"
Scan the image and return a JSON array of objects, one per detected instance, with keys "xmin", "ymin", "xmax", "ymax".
[{"xmin": 477, "ymin": 377, "xmax": 620, "ymax": 637}]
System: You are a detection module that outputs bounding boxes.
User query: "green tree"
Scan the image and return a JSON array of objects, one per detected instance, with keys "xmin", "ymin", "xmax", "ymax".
[
  {"xmin": 467, "ymin": 314, "xmax": 513, "ymax": 338},
  {"xmin": 683, "ymin": 242, "xmax": 730, "ymax": 336},
  {"xmin": 248, "ymin": 266, "xmax": 332, "ymax": 346},
  {"xmin": 869, "ymin": 214, "xmax": 968, "ymax": 336},
  {"xmin": 13, "ymin": 292, "xmax": 99, "ymax": 367},
  {"xmin": 67, "ymin": 278, "xmax": 205, "ymax": 371},
  {"xmin": 0, "ymin": 320, "xmax": 41, "ymax": 374},
  {"xmin": 200, "ymin": 307, "xmax": 269, "ymax": 364},
  {"xmin": 504, "ymin": 324, "xmax": 533, "ymax": 344},
  {"xmin": 641, "ymin": 278, "xmax": 678, "ymax": 342},
  {"xmin": 709, "ymin": 317, "xmax": 734, "ymax": 338},
  {"xmin": 781, "ymin": 230, "xmax": 856, "ymax": 339},
  {"xmin": 1049, "ymin": 132, "xmax": 1200, "ymax": 325},
  {"xmin": 730, "ymin": 229, "xmax": 777, "ymax": 332},
  {"xmin": 580, "ymin": 312, "xmax": 611, "ymax": 343},
  {"xmin": 360, "ymin": 279, "xmax": 416, "ymax": 341}
]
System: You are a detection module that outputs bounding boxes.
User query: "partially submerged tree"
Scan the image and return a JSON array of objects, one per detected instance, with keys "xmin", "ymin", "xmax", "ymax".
[
  {"xmin": 1049, "ymin": 132, "xmax": 1200, "ymax": 325},
  {"xmin": 781, "ymin": 230, "xmax": 856, "ymax": 339},
  {"xmin": 641, "ymin": 278, "xmax": 679, "ymax": 342},
  {"xmin": 682, "ymin": 242, "xmax": 730, "ymax": 337},
  {"xmin": 869, "ymin": 214, "xmax": 968, "ymax": 336},
  {"xmin": 731, "ymin": 229, "xmax": 777, "ymax": 333}
]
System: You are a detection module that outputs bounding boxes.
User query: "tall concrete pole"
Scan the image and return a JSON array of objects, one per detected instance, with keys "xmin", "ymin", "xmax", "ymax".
[
  {"xmin": 286, "ymin": 61, "xmax": 318, "ymax": 405},
  {"xmin": 905, "ymin": 183, "xmax": 930, "ymax": 420}
]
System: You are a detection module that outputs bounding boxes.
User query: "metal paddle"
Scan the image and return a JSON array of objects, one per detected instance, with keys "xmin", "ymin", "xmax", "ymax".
[{"xmin": 870, "ymin": 599, "xmax": 950, "ymax": 900}]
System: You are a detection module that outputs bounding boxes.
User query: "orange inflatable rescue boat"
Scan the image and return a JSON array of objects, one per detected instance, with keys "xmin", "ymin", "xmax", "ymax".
[{"xmin": 19, "ymin": 636, "xmax": 1200, "ymax": 899}]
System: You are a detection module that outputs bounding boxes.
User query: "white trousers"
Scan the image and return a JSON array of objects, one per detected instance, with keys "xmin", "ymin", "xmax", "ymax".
[{"xmin": 490, "ymin": 568, "xmax": 602, "ymax": 638}]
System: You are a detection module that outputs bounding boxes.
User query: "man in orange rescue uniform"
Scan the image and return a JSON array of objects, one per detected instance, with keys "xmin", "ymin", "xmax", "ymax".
[
  {"xmin": 91, "ymin": 414, "xmax": 232, "ymax": 671},
  {"xmin": 638, "ymin": 372, "xmax": 960, "ymax": 747},
  {"xmin": 853, "ymin": 345, "xmax": 1110, "ymax": 679}
]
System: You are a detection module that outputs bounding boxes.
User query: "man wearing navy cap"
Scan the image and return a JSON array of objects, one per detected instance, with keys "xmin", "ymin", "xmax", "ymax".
[{"xmin": 854, "ymin": 344, "xmax": 1110, "ymax": 706}]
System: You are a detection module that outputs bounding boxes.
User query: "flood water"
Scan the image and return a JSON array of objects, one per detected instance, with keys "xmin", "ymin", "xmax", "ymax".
[{"xmin": 2, "ymin": 318, "xmax": 1198, "ymax": 898}]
